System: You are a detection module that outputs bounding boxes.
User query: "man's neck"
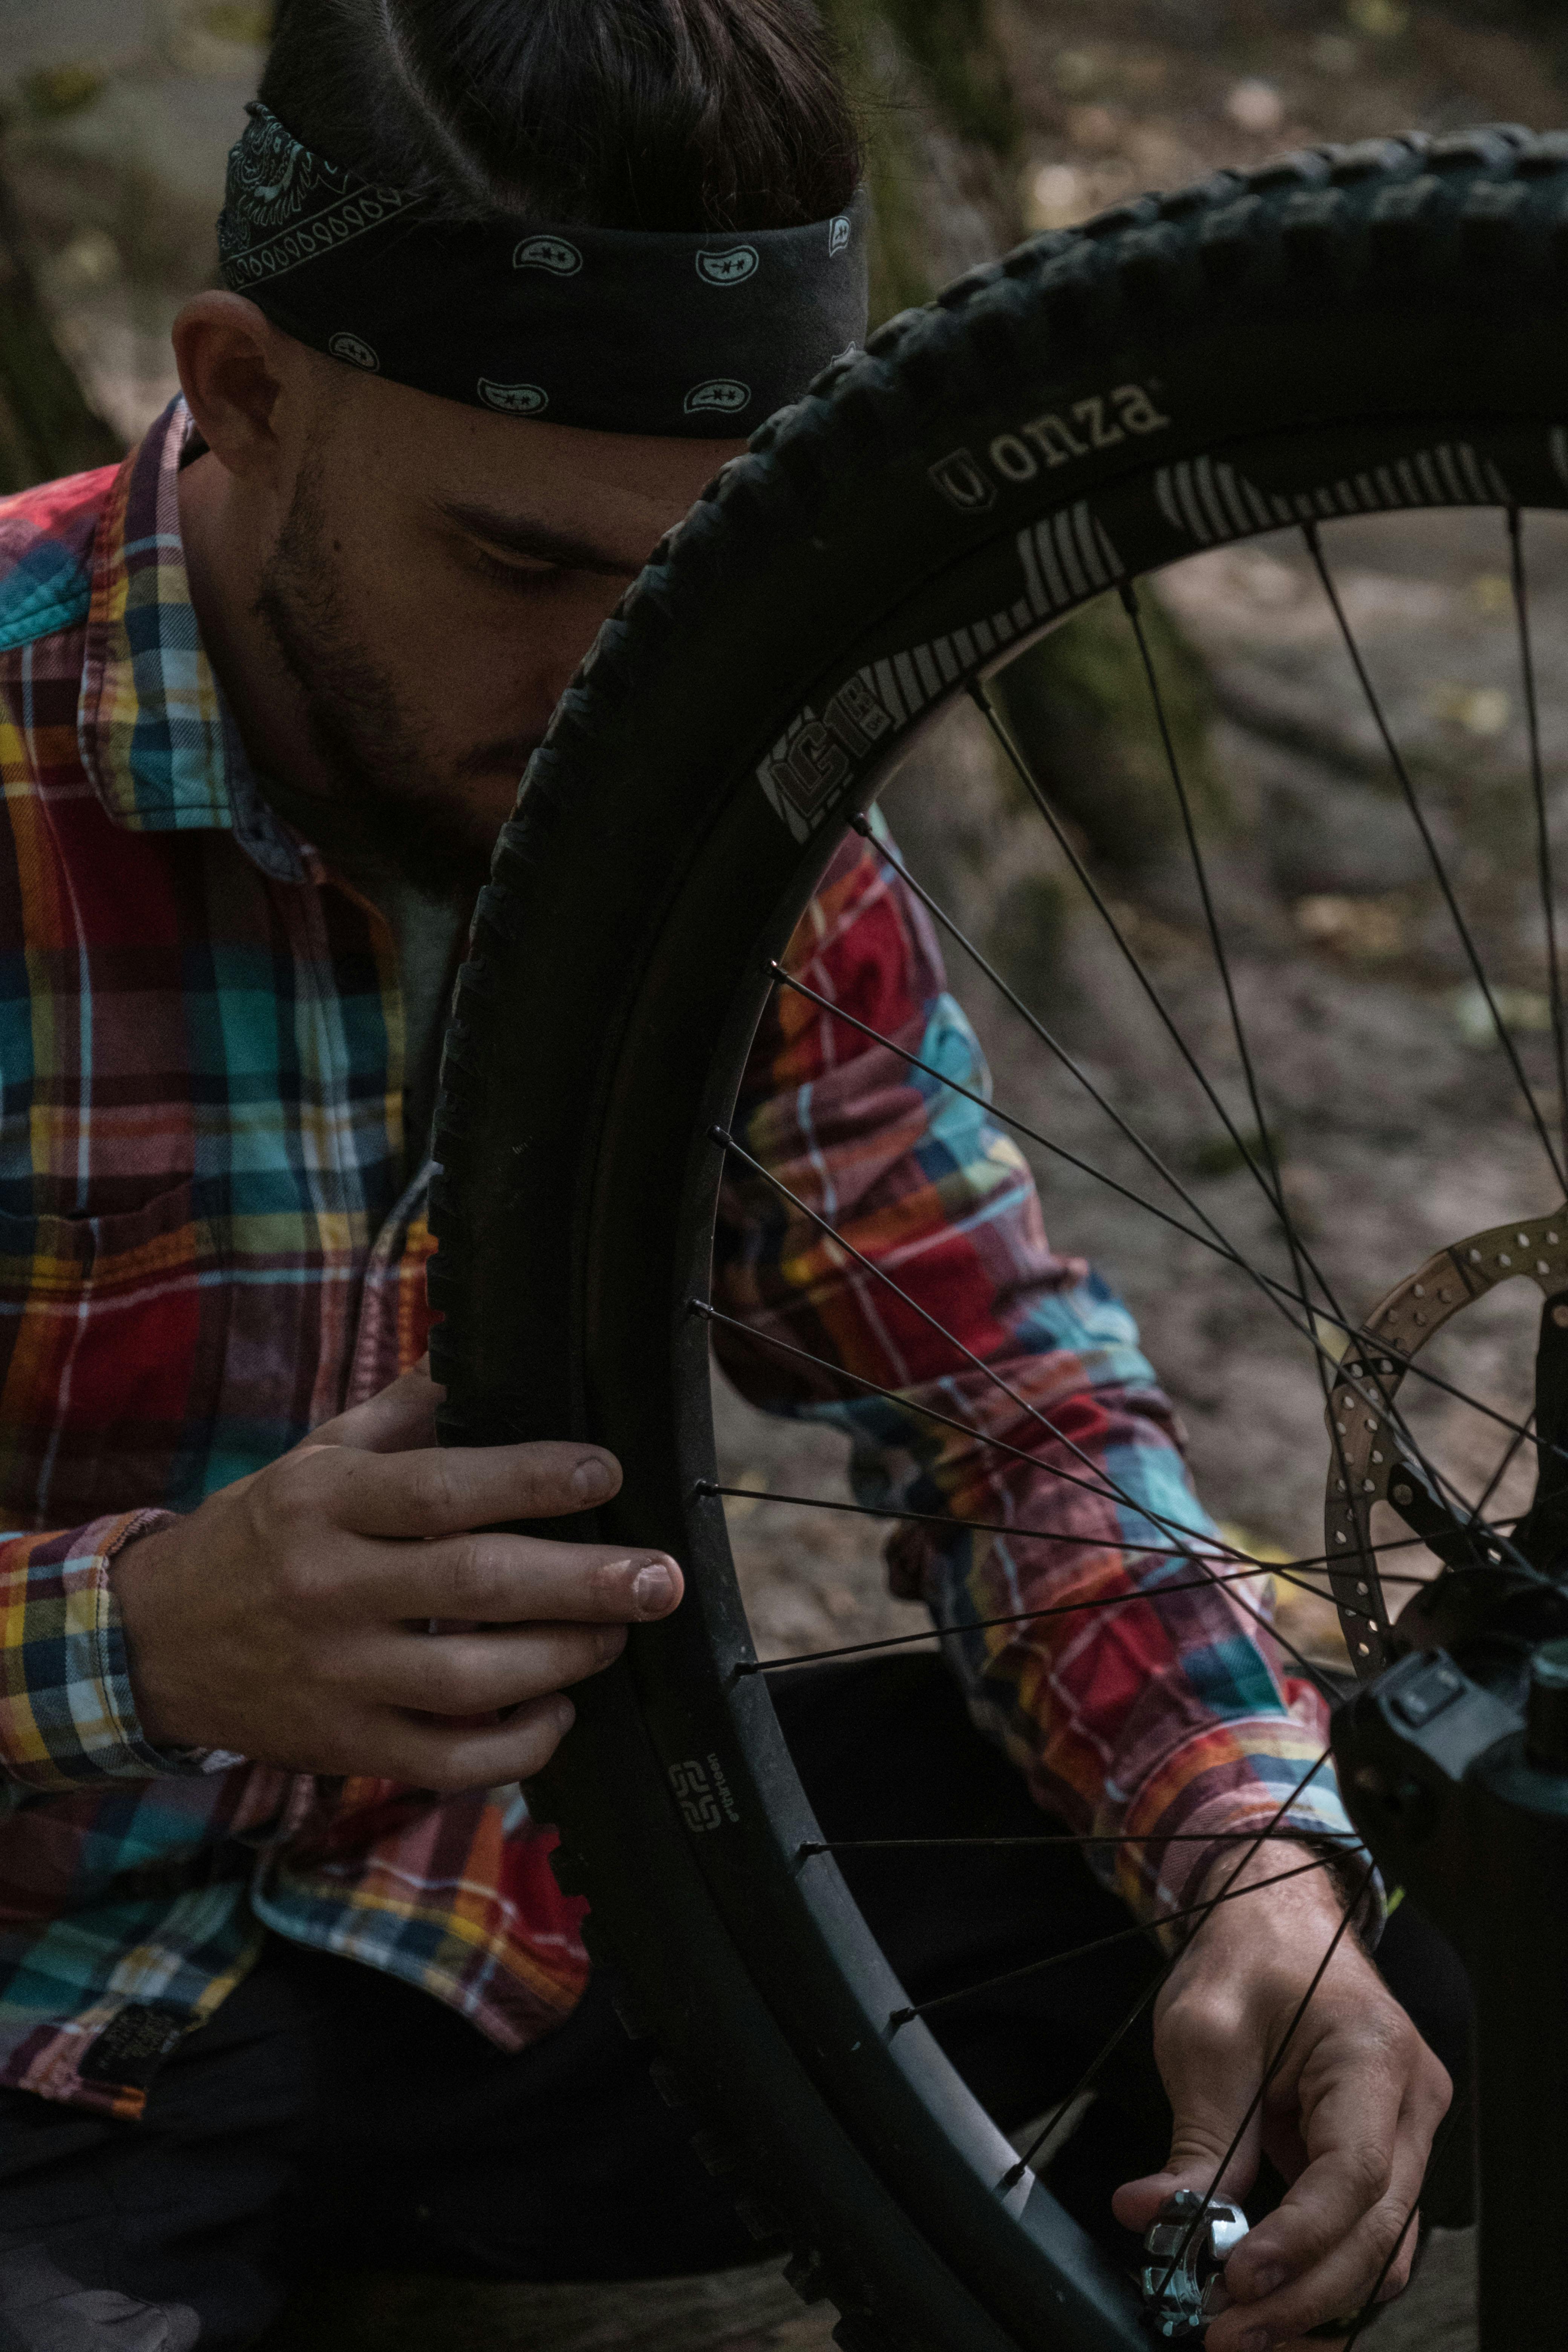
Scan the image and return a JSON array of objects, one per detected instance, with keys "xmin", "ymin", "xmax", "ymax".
[{"xmin": 178, "ymin": 450, "xmax": 339, "ymax": 804}]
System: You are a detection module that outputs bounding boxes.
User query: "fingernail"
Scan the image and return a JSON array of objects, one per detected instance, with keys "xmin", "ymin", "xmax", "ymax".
[
  {"xmin": 633, "ymin": 1562, "xmax": 675, "ymax": 1615},
  {"xmin": 1245, "ymin": 2263, "xmax": 1288, "ymax": 2300},
  {"xmin": 572, "ymin": 1456, "xmax": 614, "ymax": 1502}
]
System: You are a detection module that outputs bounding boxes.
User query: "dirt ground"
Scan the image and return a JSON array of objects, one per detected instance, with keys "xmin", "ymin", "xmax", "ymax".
[{"xmin": 262, "ymin": 2226, "xmax": 1478, "ymax": 2352}]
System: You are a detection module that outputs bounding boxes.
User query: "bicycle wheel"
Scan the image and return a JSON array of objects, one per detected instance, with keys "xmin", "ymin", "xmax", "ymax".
[{"xmin": 429, "ymin": 125, "xmax": 1568, "ymax": 2351}]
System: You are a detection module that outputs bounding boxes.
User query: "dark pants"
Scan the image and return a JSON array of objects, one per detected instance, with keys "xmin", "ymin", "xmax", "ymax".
[{"xmin": 0, "ymin": 1657, "xmax": 1473, "ymax": 2350}]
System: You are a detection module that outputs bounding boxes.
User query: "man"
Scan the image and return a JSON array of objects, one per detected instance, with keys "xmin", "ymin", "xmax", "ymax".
[{"xmin": 0, "ymin": 2, "xmax": 1452, "ymax": 2346}]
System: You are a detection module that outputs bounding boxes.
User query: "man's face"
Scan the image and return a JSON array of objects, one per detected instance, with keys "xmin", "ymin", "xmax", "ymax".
[{"xmin": 228, "ymin": 347, "xmax": 745, "ymax": 892}]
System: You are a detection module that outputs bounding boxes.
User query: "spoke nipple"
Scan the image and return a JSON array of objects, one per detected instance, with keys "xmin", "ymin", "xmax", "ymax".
[
  {"xmin": 1001, "ymin": 2160, "xmax": 1030, "ymax": 2191},
  {"xmin": 849, "ymin": 812, "xmax": 873, "ymax": 837},
  {"xmin": 687, "ymin": 1297, "xmax": 714, "ymax": 1320},
  {"xmin": 709, "ymin": 1124, "xmax": 732, "ymax": 1148},
  {"xmin": 693, "ymin": 1480, "xmax": 718, "ymax": 1498}
]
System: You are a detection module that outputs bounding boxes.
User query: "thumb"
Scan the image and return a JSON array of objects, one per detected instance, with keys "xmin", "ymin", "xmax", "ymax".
[
  {"xmin": 1112, "ymin": 2033, "xmax": 1263, "ymax": 2236},
  {"xmin": 302, "ymin": 1357, "xmax": 444, "ymax": 1458}
]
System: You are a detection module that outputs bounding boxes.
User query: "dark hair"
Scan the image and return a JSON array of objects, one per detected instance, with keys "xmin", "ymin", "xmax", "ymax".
[{"xmin": 259, "ymin": 0, "xmax": 861, "ymax": 233}]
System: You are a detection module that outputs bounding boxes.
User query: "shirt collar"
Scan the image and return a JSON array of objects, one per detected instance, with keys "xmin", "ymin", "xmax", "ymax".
[{"xmin": 77, "ymin": 395, "xmax": 305, "ymax": 882}]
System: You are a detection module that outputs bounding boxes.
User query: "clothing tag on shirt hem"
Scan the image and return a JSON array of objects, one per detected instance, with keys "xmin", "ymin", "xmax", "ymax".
[{"xmin": 76, "ymin": 2004, "xmax": 188, "ymax": 2089}]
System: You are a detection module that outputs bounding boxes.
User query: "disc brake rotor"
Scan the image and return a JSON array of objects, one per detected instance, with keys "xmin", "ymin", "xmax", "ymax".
[{"xmin": 1326, "ymin": 1208, "xmax": 1568, "ymax": 1677}]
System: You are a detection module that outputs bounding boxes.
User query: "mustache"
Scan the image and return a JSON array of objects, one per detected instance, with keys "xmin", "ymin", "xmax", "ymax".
[{"xmin": 453, "ymin": 734, "xmax": 546, "ymax": 783}]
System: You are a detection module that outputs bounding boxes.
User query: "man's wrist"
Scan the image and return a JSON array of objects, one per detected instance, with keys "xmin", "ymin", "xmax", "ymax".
[
  {"xmin": 1191, "ymin": 1837, "xmax": 1354, "ymax": 1937},
  {"xmin": 110, "ymin": 1521, "xmax": 189, "ymax": 1749}
]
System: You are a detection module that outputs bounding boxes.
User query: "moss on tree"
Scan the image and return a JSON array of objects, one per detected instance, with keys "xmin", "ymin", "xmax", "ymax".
[
  {"xmin": 989, "ymin": 592, "xmax": 1232, "ymax": 876},
  {"xmin": 874, "ymin": 0, "xmax": 1020, "ymax": 160}
]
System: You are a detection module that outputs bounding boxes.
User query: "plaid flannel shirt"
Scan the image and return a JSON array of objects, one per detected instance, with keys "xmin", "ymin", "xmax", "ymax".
[{"xmin": 0, "ymin": 398, "xmax": 1357, "ymax": 2119}]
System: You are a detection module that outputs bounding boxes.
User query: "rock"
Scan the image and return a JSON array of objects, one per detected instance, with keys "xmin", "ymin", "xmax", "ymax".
[{"xmin": 1226, "ymin": 725, "xmax": 1435, "ymax": 899}]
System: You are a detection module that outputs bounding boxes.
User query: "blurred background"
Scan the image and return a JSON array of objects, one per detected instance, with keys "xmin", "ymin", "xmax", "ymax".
[{"xmin": 3, "ymin": 5, "xmax": 1562, "ymax": 2346}]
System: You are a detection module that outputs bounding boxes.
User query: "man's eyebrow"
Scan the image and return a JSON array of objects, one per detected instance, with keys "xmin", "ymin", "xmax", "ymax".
[{"xmin": 439, "ymin": 501, "xmax": 643, "ymax": 578}]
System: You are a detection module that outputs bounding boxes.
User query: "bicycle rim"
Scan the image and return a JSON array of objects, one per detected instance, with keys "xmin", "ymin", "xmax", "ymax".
[{"xmin": 430, "ymin": 125, "xmax": 1568, "ymax": 2350}]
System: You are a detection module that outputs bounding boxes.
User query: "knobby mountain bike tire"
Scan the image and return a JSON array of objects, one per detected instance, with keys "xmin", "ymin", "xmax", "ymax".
[{"xmin": 428, "ymin": 125, "xmax": 1568, "ymax": 2352}]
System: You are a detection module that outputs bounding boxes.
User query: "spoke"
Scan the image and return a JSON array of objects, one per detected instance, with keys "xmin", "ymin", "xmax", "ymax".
[
  {"xmin": 845, "ymin": 815, "xmax": 1277, "ymax": 1278},
  {"xmin": 701, "ymin": 1293, "xmax": 1254, "ymax": 1580},
  {"xmin": 769, "ymin": 961, "xmax": 1556, "ymax": 1573},
  {"xmin": 801, "ymin": 1830, "xmax": 1358, "ymax": 1854},
  {"xmin": 1167, "ymin": 1545, "xmax": 1338, "ymax": 1701},
  {"xmin": 1152, "ymin": 1857, "xmax": 1378, "ymax": 2307},
  {"xmin": 715, "ymin": 1124, "xmax": 1362, "ymax": 1633},
  {"xmin": 1004, "ymin": 1748, "xmax": 1336, "ymax": 2184},
  {"xmin": 771, "ymin": 950, "xmax": 1279, "ymax": 1289},
  {"xmin": 770, "ymin": 960, "xmax": 1545, "ymax": 1464},
  {"xmin": 886, "ymin": 1854, "xmax": 1336, "ymax": 2029},
  {"xmin": 1118, "ymin": 580, "xmax": 1364, "ymax": 1541},
  {"xmin": 1510, "ymin": 507, "xmax": 1568, "ymax": 1174},
  {"xmin": 991, "ymin": 564, "xmax": 1568, "ymax": 1545},
  {"xmin": 1307, "ymin": 519, "xmax": 1567, "ymax": 1194},
  {"xmin": 1116, "ymin": 586, "xmax": 1297, "ymax": 1236},
  {"xmin": 698, "ymin": 1299, "xmax": 1345, "ymax": 1703},
  {"xmin": 972, "ymin": 677, "xmax": 1300, "ymax": 1230},
  {"xmin": 999, "ymin": 589, "xmax": 1491, "ymax": 1553},
  {"xmin": 980, "ymin": 632, "xmax": 1407, "ymax": 1506},
  {"xmin": 718, "ymin": 1121, "xmax": 1230, "ymax": 1562},
  {"xmin": 749, "ymin": 1569, "xmax": 1355, "ymax": 1679},
  {"xmin": 700, "ymin": 1478, "xmax": 1446, "ymax": 1583},
  {"xmin": 771, "ymin": 959, "xmax": 1295, "ymax": 1289},
  {"xmin": 1475, "ymin": 1409, "xmax": 1533, "ymax": 1526},
  {"xmin": 847, "ymin": 810, "xmax": 1410, "ymax": 1527}
]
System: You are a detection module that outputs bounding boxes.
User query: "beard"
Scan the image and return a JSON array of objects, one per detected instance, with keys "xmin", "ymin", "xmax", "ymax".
[{"xmin": 252, "ymin": 458, "xmax": 533, "ymax": 898}]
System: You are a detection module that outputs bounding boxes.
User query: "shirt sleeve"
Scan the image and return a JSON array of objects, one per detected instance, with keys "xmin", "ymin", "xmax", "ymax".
[
  {"xmin": 0, "ymin": 1509, "xmax": 228, "ymax": 1789},
  {"xmin": 711, "ymin": 831, "xmax": 1369, "ymax": 1931}
]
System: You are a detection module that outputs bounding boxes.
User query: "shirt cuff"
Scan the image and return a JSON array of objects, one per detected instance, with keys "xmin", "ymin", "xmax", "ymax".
[
  {"xmin": 1109, "ymin": 1715, "xmax": 1384, "ymax": 1948},
  {"xmin": 0, "ymin": 1511, "xmax": 241, "ymax": 1788}
]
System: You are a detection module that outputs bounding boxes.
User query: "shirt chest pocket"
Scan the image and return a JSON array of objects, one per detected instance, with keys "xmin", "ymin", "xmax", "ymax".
[{"xmin": 0, "ymin": 1182, "xmax": 230, "ymax": 1530}]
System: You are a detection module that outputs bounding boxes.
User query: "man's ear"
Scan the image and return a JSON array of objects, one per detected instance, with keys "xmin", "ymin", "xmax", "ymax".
[{"xmin": 172, "ymin": 292, "xmax": 296, "ymax": 479}]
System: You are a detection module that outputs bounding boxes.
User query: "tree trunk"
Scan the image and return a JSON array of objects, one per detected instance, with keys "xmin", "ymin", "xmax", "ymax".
[{"xmin": 0, "ymin": 156, "xmax": 122, "ymax": 495}]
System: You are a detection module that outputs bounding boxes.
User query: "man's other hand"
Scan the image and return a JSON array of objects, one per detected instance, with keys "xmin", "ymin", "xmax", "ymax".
[
  {"xmin": 1112, "ymin": 1848, "xmax": 1451, "ymax": 2351},
  {"xmin": 112, "ymin": 1360, "xmax": 681, "ymax": 1787}
]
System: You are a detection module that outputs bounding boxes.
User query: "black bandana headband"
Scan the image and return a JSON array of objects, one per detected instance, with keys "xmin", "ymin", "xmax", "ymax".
[{"xmin": 217, "ymin": 103, "xmax": 870, "ymax": 438}]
